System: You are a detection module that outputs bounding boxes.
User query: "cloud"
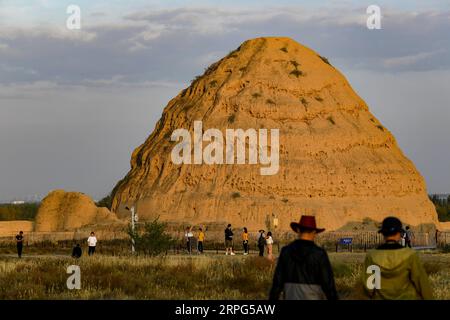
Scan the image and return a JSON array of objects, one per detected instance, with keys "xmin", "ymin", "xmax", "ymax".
[{"xmin": 382, "ymin": 50, "xmax": 446, "ymax": 68}]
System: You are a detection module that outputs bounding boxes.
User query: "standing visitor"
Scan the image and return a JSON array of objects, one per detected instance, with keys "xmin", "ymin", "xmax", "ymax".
[
  {"xmin": 363, "ymin": 217, "xmax": 432, "ymax": 300},
  {"xmin": 87, "ymin": 231, "xmax": 97, "ymax": 256},
  {"xmin": 269, "ymin": 215, "xmax": 337, "ymax": 300},
  {"xmin": 185, "ymin": 226, "xmax": 194, "ymax": 254},
  {"xmin": 405, "ymin": 226, "xmax": 412, "ymax": 248},
  {"xmin": 242, "ymin": 227, "xmax": 249, "ymax": 255},
  {"xmin": 197, "ymin": 227, "xmax": 205, "ymax": 254},
  {"xmin": 16, "ymin": 231, "xmax": 24, "ymax": 258},
  {"xmin": 257, "ymin": 229, "xmax": 266, "ymax": 257},
  {"xmin": 266, "ymin": 231, "xmax": 274, "ymax": 260},
  {"xmin": 225, "ymin": 224, "xmax": 235, "ymax": 255}
]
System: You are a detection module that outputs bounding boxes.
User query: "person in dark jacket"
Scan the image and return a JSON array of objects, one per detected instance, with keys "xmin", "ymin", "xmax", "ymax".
[
  {"xmin": 72, "ymin": 243, "xmax": 82, "ymax": 259},
  {"xmin": 16, "ymin": 231, "xmax": 24, "ymax": 258},
  {"xmin": 269, "ymin": 215, "xmax": 338, "ymax": 300},
  {"xmin": 257, "ymin": 230, "xmax": 266, "ymax": 257}
]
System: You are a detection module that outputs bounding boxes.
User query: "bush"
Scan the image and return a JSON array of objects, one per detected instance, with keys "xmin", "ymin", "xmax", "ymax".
[
  {"xmin": 96, "ymin": 194, "xmax": 112, "ymax": 210},
  {"xmin": 290, "ymin": 69, "xmax": 303, "ymax": 78},
  {"xmin": 231, "ymin": 192, "xmax": 241, "ymax": 199},
  {"xmin": 280, "ymin": 47, "xmax": 288, "ymax": 53},
  {"xmin": 128, "ymin": 218, "xmax": 176, "ymax": 256}
]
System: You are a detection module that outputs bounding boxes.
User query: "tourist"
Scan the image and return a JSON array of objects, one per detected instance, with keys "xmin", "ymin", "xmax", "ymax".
[
  {"xmin": 197, "ymin": 227, "xmax": 205, "ymax": 254},
  {"xmin": 72, "ymin": 243, "xmax": 82, "ymax": 259},
  {"xmin": 405, "ymin": 226, "xmax": 412, "ymax": 248},
  {"xmin": 269, "ymin": 215, "xmax": 337, "ymax": 300},
  {"xmin": 87, "ymin": 231, "xmax": 97, "ymax": 256},
  {"xmin": 257, "ymin": 229, "xmax": 266, "ymax": 257},
  {"xmin": 242, "ymin": 227, "xmax": 249, "ymax": 255},
  {"xmin": 266, "ymin": 231, "xmax": 274, "ymax": 260},
  {"xmin": 363, "ymin": 217, "xmax": 433, "ymax": 300},
  {"xmin": 225, "ymin": 224, "xmax": 235, "ymax": 255},
  {"xmin": 185, "ymin": 226, "xmax": 194, "ymax": 254},
  {"xmin": 15, "ymin": 231, "xmax": 24, "ymax": 258}
]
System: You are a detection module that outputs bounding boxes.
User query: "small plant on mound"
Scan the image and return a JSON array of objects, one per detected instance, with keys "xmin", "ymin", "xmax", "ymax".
[
  {"xmin": 231, "ymin": 192, "xmax": 241, "ymax": 199},
  {"xmin": 319, "ymin": 55, "xmax": 331, "ymax": 66},
  {"xmin": 228, "ymin": 114, "xmax": 236, "ymax": 124},
  {"xmin": 280, "ymin": 47, "xmax": 288, "ymax": 53},
  {"xmin": 127, "ymin": 217, "xmax": 176, "ymax": 256},
  {"xmin": 266, "ymin": 98, "xmax": 275, "ymax": 105},
  {"xmin": 290, "ymin": 69, "xmax": 303, "ymax": 78},
  {"xmin": 315, "ymin": 96, "xmax": 323, "ymax": 102},
  {"xmin": 327, "ymin": 116, "xmax": 336, "ymax": 125},
  {"xmin": 300, "ymin": 97, "xmax": 308, "ymax": 106},
  {"xmin": 290, "ymin": 60, "xmax": 300, "ymax": 68},
  {"xmin": 252, "ymin": 92, "xmax": 262, "ymax": 98},
  {"xmin": 376, "ymin": 125, "xmax": 384, "ymax": 131}
]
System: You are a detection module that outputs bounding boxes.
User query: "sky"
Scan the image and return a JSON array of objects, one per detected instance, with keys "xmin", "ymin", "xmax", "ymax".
[{"xmin": 0, "ymin": 0, "xmax": 449, "ymax": 202}]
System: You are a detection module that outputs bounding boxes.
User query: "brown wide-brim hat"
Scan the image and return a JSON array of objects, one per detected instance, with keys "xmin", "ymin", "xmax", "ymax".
[{"xmin": 290, "ymin": 215, "xmax": 325, "ymax": 234}]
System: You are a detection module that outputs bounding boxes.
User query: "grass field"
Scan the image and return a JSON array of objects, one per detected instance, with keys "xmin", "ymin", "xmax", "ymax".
[{"xmin": 0, "ymin": 251, "xmax": 449, "ymax": 300}]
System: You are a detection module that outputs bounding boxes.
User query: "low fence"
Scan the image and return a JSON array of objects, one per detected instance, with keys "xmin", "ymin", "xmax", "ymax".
[{"xmin": 1, "ymin": 230, "xmax": 449, "ymax": 253}]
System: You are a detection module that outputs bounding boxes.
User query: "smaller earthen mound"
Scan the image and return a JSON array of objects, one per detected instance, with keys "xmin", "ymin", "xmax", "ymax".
[{"xmin": 34, "ymin": 190, "xmax": 120, "ymax": 232}]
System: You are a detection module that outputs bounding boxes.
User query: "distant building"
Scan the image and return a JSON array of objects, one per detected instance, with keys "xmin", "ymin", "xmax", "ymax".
[{"xmin": 11, "ymin": 200, "xmax": 25, "ymax": 205}]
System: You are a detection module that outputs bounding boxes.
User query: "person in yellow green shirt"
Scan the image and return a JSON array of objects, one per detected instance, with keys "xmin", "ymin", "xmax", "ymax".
[
  {"xmin": 242, "ymin": 227, "xmax": 249, "ymax": 255},
  {"xmin": 197, "ymin": 228, "xmax": 205, "ymax": 254},
  {"xmin": 363, "ymin": 217, "xmax": 433, "ymax": 300}
]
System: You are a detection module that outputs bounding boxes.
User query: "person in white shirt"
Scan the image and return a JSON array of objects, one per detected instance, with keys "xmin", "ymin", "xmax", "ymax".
[
  {"xmin": 266, "ymin": 231, "xmax": 274, "ymax": 260},
  {"xmin": 87, "ymin": 231, "xmax": 97, "ymax": 256}
]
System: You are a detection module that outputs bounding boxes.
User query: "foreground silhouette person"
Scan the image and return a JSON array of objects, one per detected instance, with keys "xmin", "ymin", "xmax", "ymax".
[
  {"xmin": 363, "ymin": 217, "xmax": 433, "ymax": 300},
  {"xmin": 72, "ymin": 243, "xmax": 82, "ymax": 259},
  {"xmin": 269, "ymin": 215, "xmax": 337, "ymax": 300}
]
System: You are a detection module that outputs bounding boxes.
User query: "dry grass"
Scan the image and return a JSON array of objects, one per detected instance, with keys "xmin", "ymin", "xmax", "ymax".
[{"xmin": 0, "ymin": 251, "xmax": 449, "ymax": 300}]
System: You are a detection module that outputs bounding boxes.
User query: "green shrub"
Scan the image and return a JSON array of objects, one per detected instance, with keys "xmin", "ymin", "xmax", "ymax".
[
  {"xmin": 228, "ymin": 114, "xmax": 236, "ymax": 124},
  {"xmin": 300, "ymin": 97, "xmax": 308, "ymax": 106},
  {"xmin": 127, "ymin": 218, "xmax": 176, "ymax": 256}
]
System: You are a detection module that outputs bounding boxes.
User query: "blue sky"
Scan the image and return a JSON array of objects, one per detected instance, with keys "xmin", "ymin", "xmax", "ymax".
[{"xmin": 1, "ymin": 0, "xmax": 449, "ymax": 201}]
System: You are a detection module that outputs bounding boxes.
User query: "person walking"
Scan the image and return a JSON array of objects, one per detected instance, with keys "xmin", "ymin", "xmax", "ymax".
[
  {"xmin": 225, "ymin": 224, "xmax": 235, "ymax": 255},
  {"xmin": 72, "ymin": 243, "xmax": 82, "ymax": 259},
  {"xmin": 257, "ymin": 230, "xmax": 266, "ymax": 257},
  {"xmin": 242, "ymin": 227, "xmax": 249, "ymax": 255},
  {"xmin": 266, "ymin": 231, "xmax": 274, "ymax": 260},
  {"xmin": 197, "ymin": 227, "xmax": 205, "ymax": 254},
  {"xmin": 87, "ymin": 232, "xmax": 97, "ymax": 256},
  {"xmin": 185, "ymin": 226, "xmax": 194, "ymax": 254},
  {"xmin": 269, "ymin": 215, "xmax": 338, "ymax": 300},
  {"xmin": 363, "ymin": 217, "xmax": 433, "ymax": 300},
  {"xmin": 15, "ymin": 231, "xmax": 24, "ymax": 258}
]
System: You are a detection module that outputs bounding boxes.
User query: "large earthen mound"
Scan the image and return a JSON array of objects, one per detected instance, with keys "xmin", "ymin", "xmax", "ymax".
[
  {"xmin": 111, "ymin": 37, "xmax": 438, "ymax": 232},
  {"xmin": 34, "ymin": 190, "xmax": 121, "ymax": 232}
]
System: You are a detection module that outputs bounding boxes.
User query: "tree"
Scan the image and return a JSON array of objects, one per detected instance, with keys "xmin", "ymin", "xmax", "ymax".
[{"xmin": 127, "ymin": 217, "xmax": 175, "ymax": 256}]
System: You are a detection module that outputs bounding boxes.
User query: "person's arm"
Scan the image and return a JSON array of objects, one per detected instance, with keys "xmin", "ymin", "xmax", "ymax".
[
  {"xmin": 269, "ymin": 247, "xmax": 286, "ymax": 300},
  {"xmin": 410, "ymin": 252, "xmax": 433, "ymax": 300},
  {"xmin": 319, "ymin": 250, "xmax": 338, "ymax": 300}
]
